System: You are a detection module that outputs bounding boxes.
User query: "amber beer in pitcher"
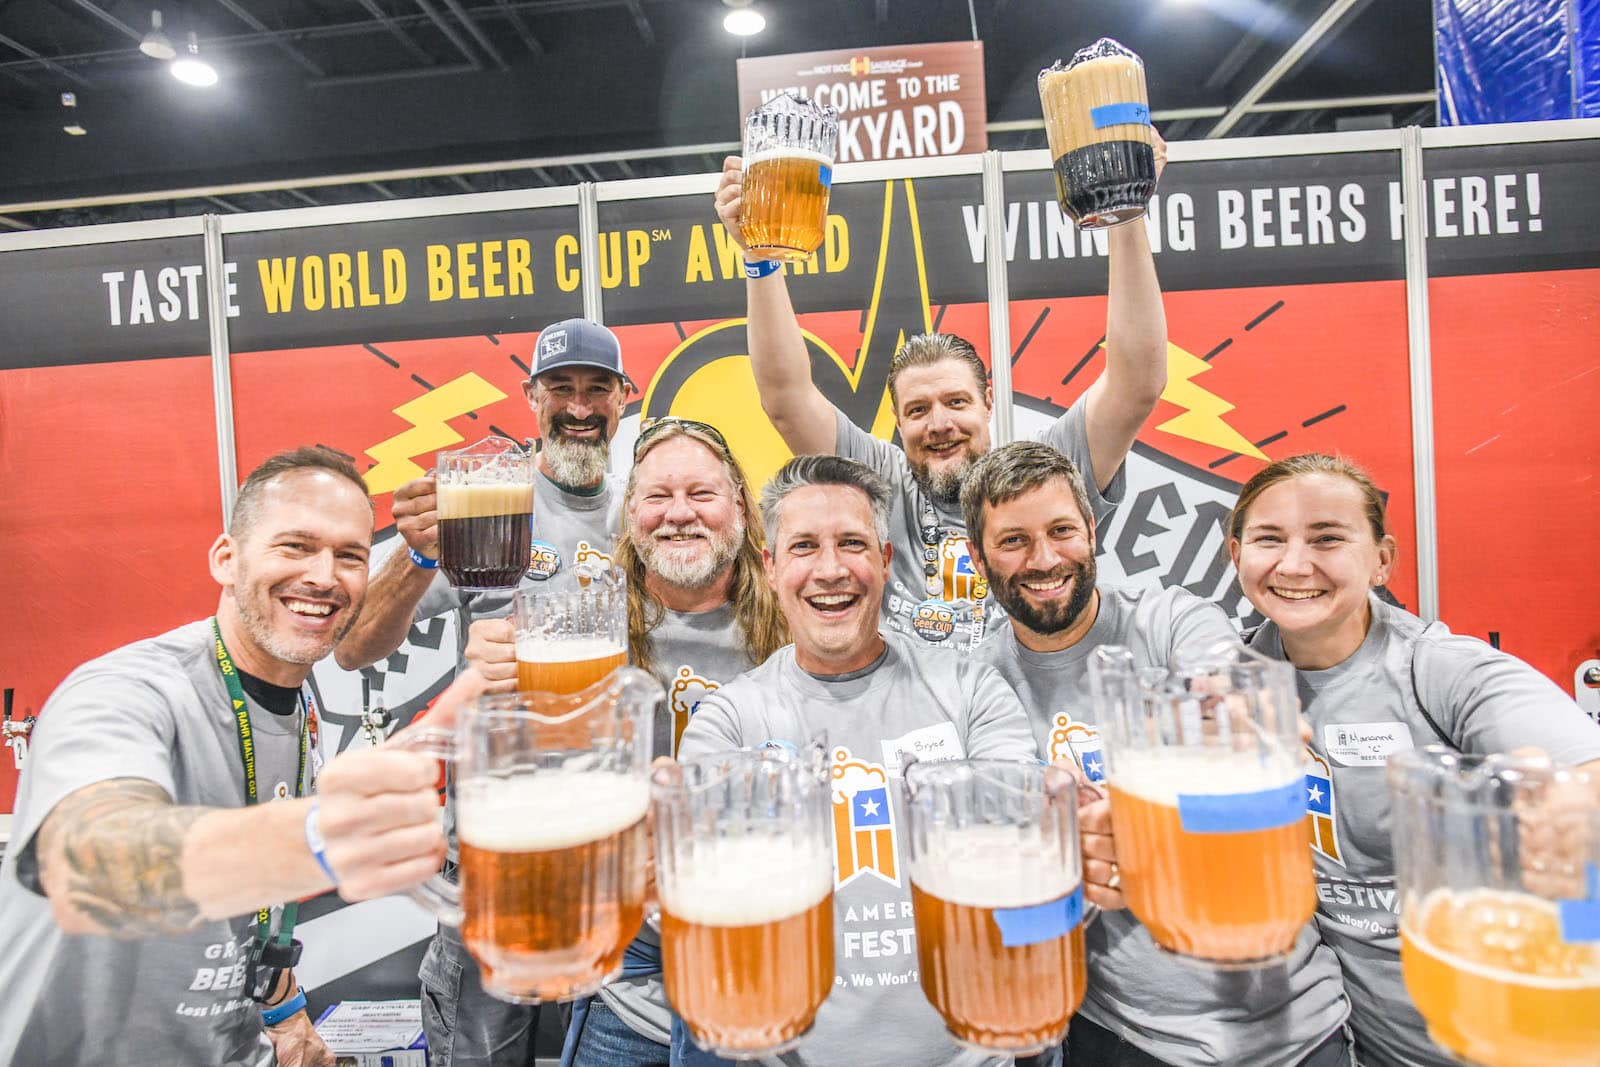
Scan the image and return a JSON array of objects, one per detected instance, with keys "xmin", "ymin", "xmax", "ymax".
[
  {"xmin": 741, "ymin": 92, "xmax": 839, "ymax": 262},
  {"xmin": 1038, "ymin": 38, "xmax": 1157, "ymax": 228},
  {"xmin": 514, "ymin": 569, "xmax": 626, "ymax": 696},
  {"xmin": 400, "ymin": 670, "xmax": 661, "ymax": 1004},
  {"xmin": 654, "ymin": 747, "xmax": 835, "ymax": 1057},
  {"xmin": 436, "ymin": 437, "xmax": 535, "ymax": 591},
  {"xmin": 1390, "ymin": 747, "xmax": 1600, "ymax": 1067},
  {"xmin": 905, "ymin": 761, "xmax": 1086, "ymax": 1054}
]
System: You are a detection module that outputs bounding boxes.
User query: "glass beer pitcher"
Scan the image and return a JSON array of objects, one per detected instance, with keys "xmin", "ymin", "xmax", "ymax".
[
  {"xmin": 902, "ymin": 759, "xmax": 1087, "ymax": 1055},
  {"xmin": 741, "ymin": 91, "xmax": 839, "ymax": 263},
  {"xmin": 1088, "ymin": 642, "xmax": 1315, "ymax": 967},
  {"xmin": 401, "ymin": 668, "xmax": 662, "ymax": 1004},
  {"xmin": 434, "ymin": 435, "xmax": 536, "ymax": 592},
  {"xmin": 1389, "ymin": 747, "xmax": 1600, "ymax": 1067},
  {"xmin": 1037, "ymin": 38, "xmax": 1157, "ymax": 228}
]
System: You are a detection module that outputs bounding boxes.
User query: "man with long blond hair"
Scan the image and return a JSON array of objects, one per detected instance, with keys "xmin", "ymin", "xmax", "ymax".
[{"xmin": 463, "ymin": 415, "xmax": 785, "ymax": 1066}]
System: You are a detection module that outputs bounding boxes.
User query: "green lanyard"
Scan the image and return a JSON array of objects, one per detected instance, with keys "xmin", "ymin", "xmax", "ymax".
[{"xmin": 210, "ymin": 617, "xmax": 310, "ymax": 947}]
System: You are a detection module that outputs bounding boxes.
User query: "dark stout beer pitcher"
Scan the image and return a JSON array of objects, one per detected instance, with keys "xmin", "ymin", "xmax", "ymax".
[
  {"xmin": 435, "ymin": 435, "xmax": 536, "ymax": 592},
  {"xmin": 1038, "ymin": 39, "xmax": 1157, "ymax": 229}
]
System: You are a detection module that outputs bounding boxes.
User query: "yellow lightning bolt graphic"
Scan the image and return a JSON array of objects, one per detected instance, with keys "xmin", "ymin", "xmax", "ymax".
[
  {"xmin": 1154, "ymin": 341, "xmax": 1267, "ymax": 460},
  {"xmin": 364, "ymin": 373, "xmax": 508, "ymax": 495}
]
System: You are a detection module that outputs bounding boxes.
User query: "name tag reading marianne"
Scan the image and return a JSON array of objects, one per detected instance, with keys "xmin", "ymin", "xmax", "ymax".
[
  {"xmin": 993, "ymin": 885, "xmax": 1086, "ymax": 948},
  {"xmin": 1323, "ymin": 721, "xmax": 1415, "ymax": 767},
  {"xmin": 1177, "ymin": 779, "xmax": 1304, "ymax": 834}
]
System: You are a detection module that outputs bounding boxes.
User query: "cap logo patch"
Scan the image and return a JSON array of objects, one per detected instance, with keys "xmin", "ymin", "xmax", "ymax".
[{"xmin": 540, "ymin": 329, "xmax": 568, "ymax": 358}]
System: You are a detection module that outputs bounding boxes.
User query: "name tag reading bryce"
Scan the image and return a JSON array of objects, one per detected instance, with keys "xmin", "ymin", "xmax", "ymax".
[{"xmin": 881, "ymin": 722, "xmax": 964, "ymax": 776}]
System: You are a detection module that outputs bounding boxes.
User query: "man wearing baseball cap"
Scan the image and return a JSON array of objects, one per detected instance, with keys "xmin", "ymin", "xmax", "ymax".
[{"xmin": 336, "ymin": 316, "xmax": 632, "ymax": 1067}]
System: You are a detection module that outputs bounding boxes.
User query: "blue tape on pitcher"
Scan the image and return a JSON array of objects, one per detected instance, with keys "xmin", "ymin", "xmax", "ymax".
[
  {"xmin": 1177, "ymin": 778, "xmax": 1303, "ymax": 834},
  {"xmin": 1559, "ymin": 863, "xmax": 1600, "ymax": 943},
  {"xmin": 992, "ymin": 884, "xmax": 1085, "ymax": 947},
  {"xmin": 818, "ymin": 164, "xmax": 833, "ymax": 189},
  {"xmin": 1090, "ymin": 102, "xmax": 1151, "ymax": 129}
]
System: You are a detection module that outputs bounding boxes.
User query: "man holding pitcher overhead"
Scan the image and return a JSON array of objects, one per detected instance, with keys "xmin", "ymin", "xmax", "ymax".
[
  {"xmin": 336, "ymin": 316, "xmax": 632, "ymax": 1067},
  {"xmin": 960, "ymin": 441, "xmax": 1350, "ymax": 1067}
]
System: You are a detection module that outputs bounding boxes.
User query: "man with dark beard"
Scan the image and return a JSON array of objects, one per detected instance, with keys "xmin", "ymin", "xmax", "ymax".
[
  {"xmin": 336, "ymin": 317, "xmax": 630, "ymax": 672},
  {"xmin": 334, "ymin": 318, "xmax": 630, "ymax": 1067},
  {"xmin": 713, "ymin": 143, "xmax": 1169, "ymax": 651},
  {"xmin": 961, "ymin": 442, "xmax": 1351, "ymax": 1067},
  {"xmin": 461, "ymin": 418, "xmax": 786, "ymax": 1065}
]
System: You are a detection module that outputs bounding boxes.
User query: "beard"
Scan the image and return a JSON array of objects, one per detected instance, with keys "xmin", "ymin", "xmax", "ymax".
[
  {"xmin": 233, "ymin": 568, "xmax": 360, "ymax": 667},
  {"xmin": 988, "ymin": 555, "xmax": 1097, "ymax": 638},
  {"xmin": 910, "ymin": 451, "xmax": 979, "ymax": 506},
  {"xmin": 541, "ymin": 415, "xmax": 611, "ymax": 487},
  {"xmin": 638, "ymin": 516, "xmax": 744, "ymax": 591}
]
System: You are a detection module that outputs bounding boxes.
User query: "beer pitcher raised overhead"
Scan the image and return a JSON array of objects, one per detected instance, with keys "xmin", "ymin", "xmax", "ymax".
[
  {"xmin": 1389, "ymin": 748, "xmax": 1600, "ymax": 1067},
  {"xmin": 653, "ymin": 745, "xmax": 835, "ymax": 1059},
  {"xmin": 514, "ymin": 567, "xmax": 627, "ymax": 698},
  {"xmin": 1038, "ymin": 38, "xmax": 1157, "ymax": 228},
  {"xmin": 401, "ymin": 669, "xmax": 662, "ymax": 1004},
  {"xmin": 1089, "ymin": 643, "xmax": 1315, "ymax": 967},
  {"xmin": 903, "ymin": 759, "xmax": 1087, "ymax": 1056},
  {"xmin": 741, "ymin": 91, "xmax": 839, "ymax": 263},
  {"xmin": 435, "ymin": 435, "xmax": 536, "ymax": 591}
]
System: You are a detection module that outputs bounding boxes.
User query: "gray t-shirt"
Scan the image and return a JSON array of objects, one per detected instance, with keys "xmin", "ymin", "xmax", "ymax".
[
  {"xmin": 601, "ymin": 601, "xmax": 761, "ymax": 1046},
  {"xmin": 1251, "ymin": 594, "xmax": 1600, "ymax": 1067},
  {"xmin": 835, "ymin": 395, "xmax": 1122, "ymax": 651},
  {"xmin": 678, "ymin": 630, "xmax": 1038, "ymax": 1067},
  {"xmin": 976, "ymin": 585, "xmax": 1350, "ymax": 1067},
  {"xmin": 0, "ymin": 619, "xmax": 315, "ymax": 1067},
  {"xmin": 414, "ymin": 468, "xmax": 622, "ymax": 650}
]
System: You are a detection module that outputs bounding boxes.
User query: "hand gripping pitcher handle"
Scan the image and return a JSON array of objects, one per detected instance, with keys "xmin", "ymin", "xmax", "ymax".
[{"xmin": 389, "ymin": 727, "xmax": 466, "ymax": 927}]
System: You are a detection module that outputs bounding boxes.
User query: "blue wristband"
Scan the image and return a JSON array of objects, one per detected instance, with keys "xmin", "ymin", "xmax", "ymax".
[
  {"xmin": 743, "ymin": 258, "xmax": 782, "ymax": 279},
  {"xmin": 261, "ymin": 987, "xmax": 307, "ymax": 1027},
  {"xmin": 303, "ymin": 801, "xmax": 338, "ymax": 885},
  {"xmin": 408, "ymin": 547, "xmax": 439, "ymax": 570}
]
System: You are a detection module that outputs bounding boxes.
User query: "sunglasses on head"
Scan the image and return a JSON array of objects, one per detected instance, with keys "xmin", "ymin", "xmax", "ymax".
[{"xmin": 632, "ymin": 416, "xmax": 732, "ymax": 460}]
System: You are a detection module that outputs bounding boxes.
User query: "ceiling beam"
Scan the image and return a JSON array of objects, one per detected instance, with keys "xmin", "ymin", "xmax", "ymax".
[
  {"xmin": 440, "ymin": 0, "xmax": 510, "ymax": 69},
  {"xmin": 492, "ymin": 0, "xmax": 544, "ymax": 55},
  {"xmin": 413, "ymin": 0, "xmax": 483, "ymax": 69},
  {"xmin": 622, "ymin": 0, "xmax": 655, "ymax": 46},
  {"xmin": 210, "ymin": 0, "xmax": 326, "ymax": 76},
  {"xmin": 0, "ymin": 30, "xmax": 95, "ymax": 87},
  {"xmin": 0, "ymin": 213, "xmax": 32, "ymax": 230},
  {"xmin": 353, "ymin": 0, "xmax": 436, "ymax": 65},
  {"xmin": 1204, "ymin": 0, "xmax": 1294, "ymax": 91},
  {"xmin": 1207, "ymin": 0, "xmax": 1374, "ymax": 139},
  {"xmin": 67, "ymin": 0, "xmax": 141, "ymax": 41}
]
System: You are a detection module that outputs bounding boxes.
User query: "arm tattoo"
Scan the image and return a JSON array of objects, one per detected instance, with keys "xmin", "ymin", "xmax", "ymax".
[{"xmin": 37, "ymin": 778, "xmax": 209, "ymax": 938}]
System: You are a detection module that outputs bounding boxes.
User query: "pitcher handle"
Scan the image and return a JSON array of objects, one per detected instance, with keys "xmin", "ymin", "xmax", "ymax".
[{"xmin": 390, "ymin": 728, "xmax": 464, "ymax": 927}]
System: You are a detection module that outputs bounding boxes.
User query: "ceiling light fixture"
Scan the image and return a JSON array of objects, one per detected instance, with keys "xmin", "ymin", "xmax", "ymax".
[
  {"xmin": 171, "ymin": 32, "xmax": 218, "ymax": 87},
  {"xmin": 139, "ymin": 10, "xmax": 176, "ymax": 61},
  {"xmin": 64, "ymin": 124, "xmax": 88, "ymax": 136},
  {"xmin": 722, "ymin": 0, "xmax": 765, "ymax": 36}
]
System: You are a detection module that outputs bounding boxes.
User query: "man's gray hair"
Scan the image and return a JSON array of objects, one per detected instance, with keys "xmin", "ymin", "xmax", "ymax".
[
  {"xmin": 759, "ymin": 455, "xmax": 892, "ymax": 547},
  {"xmin": 959, "ymin": 441, "xmax": 1093, "ymax": 560}
]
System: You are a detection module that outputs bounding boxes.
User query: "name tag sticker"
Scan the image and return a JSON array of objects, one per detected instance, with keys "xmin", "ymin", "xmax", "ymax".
[
  {"xmin": 1090, "ymin": 102, "xmax": 1151, "ymax": 129},
  {"xmin": 1323, "ymin": 721, "xmax": 1415, "ymax": 767},
  {"xmin": 881, "ymin": 722, "xmax": 963, "ymax": 776},
  {"xmin": 993, "ymin": 885, "xmax": 1085, "ymax": 947},
  {"xmin": 1177, "ymin": 779, "xmax": 1303, "ymax": 834}
]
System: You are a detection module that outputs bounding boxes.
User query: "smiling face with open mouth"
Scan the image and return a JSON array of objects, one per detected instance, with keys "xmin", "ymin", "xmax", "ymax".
[
  {"xmin": 974, "ymin": 477, "xmax": 1099, "ymax": 650},
  {"xmin": 764, "ymin": 484, "xmax": 891, "ymax": 675},
  {"xmin": 526, "ymin": 366, "xmax": 627, "ymax": 487},
  {"xmin": 1230, "ymin": 472, "xmax": 1397, "ymax": 668},
  {"xmin": 211, "ymin": 469, "xmax": 373, "ymax": 685}
]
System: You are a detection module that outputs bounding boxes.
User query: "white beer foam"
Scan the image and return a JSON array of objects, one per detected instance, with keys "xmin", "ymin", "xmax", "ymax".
[
  {"xmin": 659, "ymin": 836, "xmax": 832, "ymax": 926},
  {"xmin": 436, "ymin": 481, "xmax": 534, "ymax": 519},
  {"xmin": 910, "ymin": 824, "xmax": 1078, "ymax": 909},
  {"xmin": 1111, "ymin": 747, "xmax": 1300, "ymax": 806},
  {"xmin": 514, "ymin": 636, "xmax": 626, "ymax": 663},
  {"xmin": 1405, "ymin": 889, "xmax": 1600, "ymax": 990},
  {"xmin": 743, "ymin": 146, "xmax": 834, "ymax": 169},
  {"xmin": 458, "ymin": 771, "xmax": 649, "ymax": 851}
]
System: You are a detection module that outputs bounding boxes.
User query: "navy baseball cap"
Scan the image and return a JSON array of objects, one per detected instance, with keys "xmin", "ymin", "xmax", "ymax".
[{"xmin": 531, "ymin": 318, "xmax": 632, "ymax": 389}]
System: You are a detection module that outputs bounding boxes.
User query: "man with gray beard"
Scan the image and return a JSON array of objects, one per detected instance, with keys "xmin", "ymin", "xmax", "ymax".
[
  {"xmin": 336, "ymin": 317, "xmax": 632, "ymax": 1067},
  {"xmin": 463, "ymin": 417, "xmax": 787, "ymax": 1065},
  {"xmin": 714, "ymin": 146, "xmax": 1170, "ymax": 652}
]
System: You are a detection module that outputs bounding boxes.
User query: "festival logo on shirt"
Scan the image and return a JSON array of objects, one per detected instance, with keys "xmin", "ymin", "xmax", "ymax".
[
  {"xmin": 526, "ymin": 539, "xmax": 562, "ymax": 580},
  {"xmin": 572, "ymin": 540, "xmax": 614, "ymax": 587},
  {"xmin": 668, "ymin": 665, "xmax": 719, "ymax": 755},
  {"xmin": 831, "ymin": 747, "xmax": 900, "ymax": 889},
  {"xmin": 1305, "ymin": 748, "xmax": 1343, "ymax": 865},
  {"xmin": 1048, "ymin": 712, "xmax": 1106, "ymax": 784},
  {"xmin": 934, "ymin": 534, "xmax": 987, "ymax": 605}
]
